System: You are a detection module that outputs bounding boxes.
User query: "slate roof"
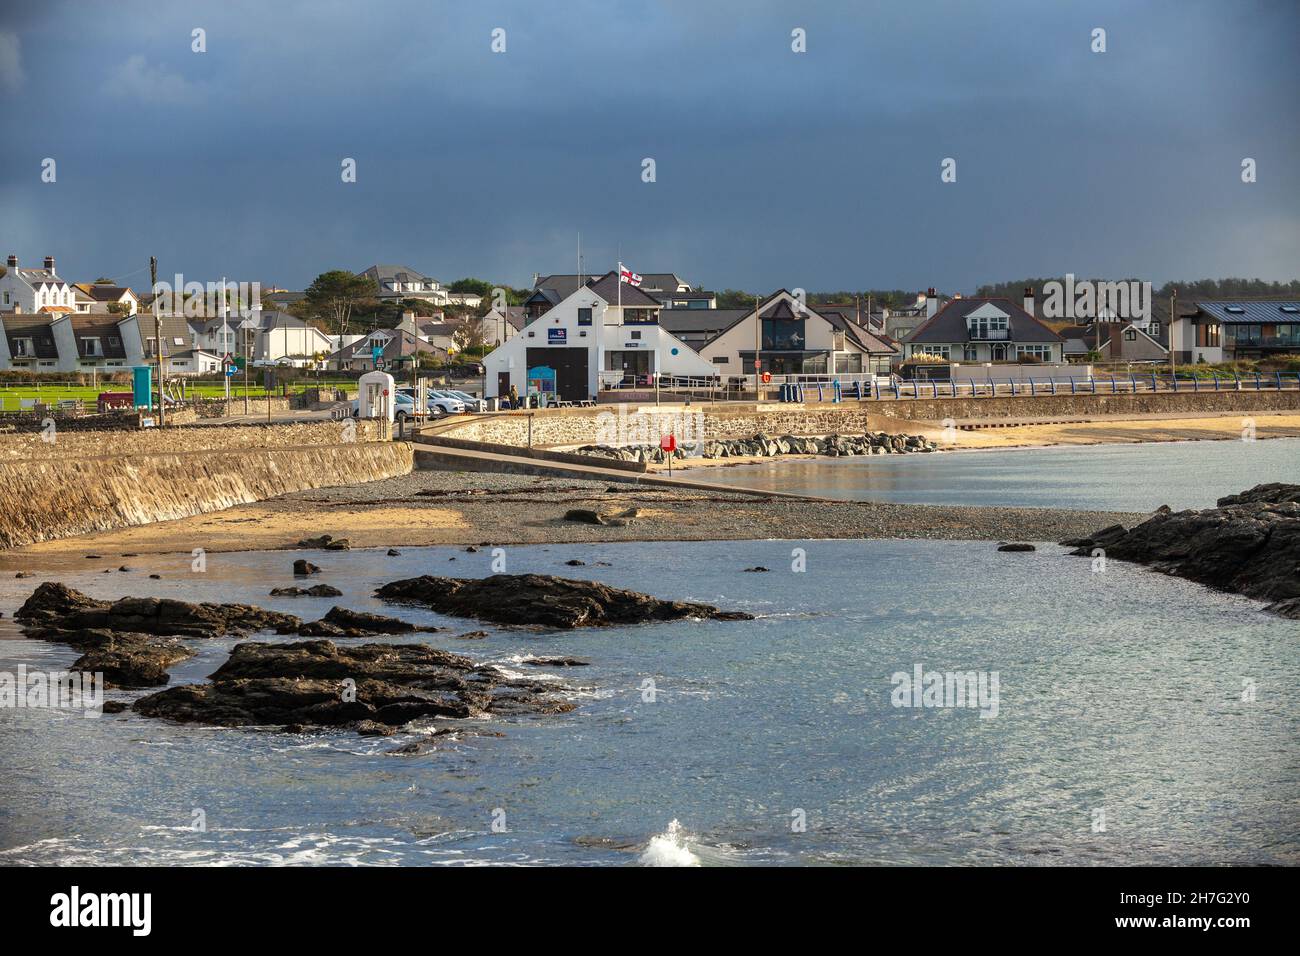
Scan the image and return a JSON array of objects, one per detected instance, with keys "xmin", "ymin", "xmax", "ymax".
[
  {"xmin": 586, "ymin": 271, "xmax": 663, "ymax": 308},
  {"xmin": 2, "ymin": 316, "xmax": 60, "ymax": 358},
  {"xmin": 533, "ymin": 272, "xmax": 690, "ymax": 299},
  {"xmin": 909, "ymin": 297, "xmax": 1062, "ymax": 344},
  {"xmin": 70, "ymin": 316, "xmax": 128, "ymax": 359}
]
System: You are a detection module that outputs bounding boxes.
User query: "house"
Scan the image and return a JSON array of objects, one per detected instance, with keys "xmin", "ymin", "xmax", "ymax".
[
  {"xmin": 882, "ymin": 289, "xmax": 950, "ymax": 342},
  {"xmin": 484, "ymin": 271, "xmax": 716, "ymax": 402},
  {"xmin": 358, "ymin": 264, "xmax": 448, "ymax": 305},
  {"xmin": 1057, "ymin": 322, "xmax": 1168, "ymax": 363},
  {"xmin": 444, "ymin": 290, "xmax": 483, "ymax": 308},
  {"xmin": 905, "ymin": 297, "xmax": 1064, "ymax": 364},
  {"xmin": 0, "ymin": 308, "xmax": 220, "ymax": 375},
  {"xmin": 74, "ymin": 283, "xmax": 140, "ymax": 316},
  {"xmin": 325, "ymin": 328, "xmax": 445, "ymax": 372},
  {"xmin": 1168, "ymin": 299, "xmax": 1300, "ymax": 364},
  {"xmin": 482, "ymin": 304, "xmax": 525, "ymax": 346},
  {"xmin": 0, "ymin": 255, "xmax": 76, "ymax": 314},
  {"xmin": 695, "ymin": 292, "xmax": 898, "ymax": 378}
]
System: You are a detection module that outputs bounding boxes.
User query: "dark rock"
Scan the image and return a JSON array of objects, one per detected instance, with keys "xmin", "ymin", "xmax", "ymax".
[
  {"xmin": 15, "ymin": 571, "xmax": 28, "ymax": 578},
  {"xmin": 375, "ymin": 573, "xmax": 754, "ymax": 629},
  {"xmin": 563, "ymin": 508, "xmax": 605, "ymax": 525},
  {"xmin": 133, "ymin": 639, "xmax": 574, "ymax": 731},
  {"xmin": 465, "ymin": 546, "xmax": 478, "ymax": 552},
  {"xmin": 14, "ymin": 582, "xmax": 301, "ymax": 640},
  {"xmin": 997, "ymin": 543, "xmax": 1036, "ymax": 552},
  {"xmin": 290, "ymin": 606, "xmax": 439, "ymax": 637},
  {"xmin": 70, "ymin": 635, "xmax": 195, "ymax": 689},
  {"xmin": 565, "ymin": 559, "xmax": 586, "ymax": 566},
  {"xmin": 454, "ymin": 630, "xmax": 489, "ymax": 640},
  {"xmin": 324, "ymin": 539, "xmax": 351, "ymax": 551},
  {"xmin": 118, "ymin": 566, "xmax": 131, "ymax": 572},
  {"xmin": 102, "ymin": 701, "xmax": 130, "ymax": 714},
  {"xmin": 270, "ymin": 584, "xmax": 344, "ymax": 598},
  {"xmin": 149, "ymin": 574, "xmax": 162, "ymax": 580},
  {"xmin": 356, "ymin": 720, "xmax": 396, "ymax": 737},
  {"xmin": 296, "ymin": 535, "xmax": 334, "ymax": 548},
  {"xmin": 1071, "ymin": 484, "xmax": 1300, "ymax": 617},
  {"xmin": 743, "ymin": 566, "xmax": 770, "ymax": 572},
  {"xmin": 521, "ymin": 656, "xmax": 590, "ymax": 667},
  {"xmin": 387, "ymin": 549, "xmax": 402, "ymax": 556},
  {"xmin": 293, "ymin": 560, "xmax": 321, "ymax": 576},
  {"xmin": 85, "ymin": 554, "xmax": 101, "ymax": 559}
]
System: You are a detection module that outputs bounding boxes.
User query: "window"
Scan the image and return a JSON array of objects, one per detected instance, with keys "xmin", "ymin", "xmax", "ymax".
[
  {"xmin": 109, "ymin": 336, "xmax": 120, "ymax": 346},
  {"xmin": 173, "ymin": 337, "xmax": 185, "ymax": 346},
  {"xmin": 1124, "ymin": 329, "xmax": 1137, "ymax": 341},
  {"xmin": 962, "ymin": 345, "xmax": 978, "ymax": 361},
  {"xmin": 1016, "ymin": 345, "xmax": 1053, "ymax": 360},
  {"xmin": 967, "ymin": 313, "xmax": 1009, "ymax": 339},
  {"xmin": 712, "ymin": 356, "xmax": 729, "ymax": 365},
  {"xmin": 14, "ymin": 337, "xmax": 33, "ymax": 356},
  {"xmin": 80, "ymin": 337, "xmax": 103, "ymax": 357},
  {"xmin": 1149, "ymin": 321, "xmax": 1161, "ymax": 336},
  {"xmin": 762, "ymin": 317, "xmax": 805, "ymax": 350},
  {"xmin": 578, "ymin": 308, "xmax": 592, "ymax": 326},
  {"xmin": 630, "ymin": 330, "xmax": 641, "ymax": 340},
  {"xmin": 2, "ymin": 292, "xmax": 8, "ymax": 305},
  {"xmin": 912, "ymin": 345, "xmax": 949, "ymax": 359}
]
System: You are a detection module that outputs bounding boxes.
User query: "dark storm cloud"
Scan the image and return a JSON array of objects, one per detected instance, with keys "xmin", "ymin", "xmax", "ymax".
[{"xmin": 1, "ymin": 0, "xmax": 1296, "ymax": 292}]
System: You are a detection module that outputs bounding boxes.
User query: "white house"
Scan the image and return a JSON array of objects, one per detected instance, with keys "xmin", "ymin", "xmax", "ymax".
[
  {"xmin": 483, "ymin": 271, "xmax": 716, "ymax": 402},
  {"xmin": 0, "ymin": 255, "xmax": 76, "ymax": 314},
  {"xmin": 359, "ymin": 264, "xmax": 449, "ymax": 306}
]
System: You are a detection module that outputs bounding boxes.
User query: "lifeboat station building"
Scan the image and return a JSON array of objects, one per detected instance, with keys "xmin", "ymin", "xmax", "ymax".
[{"xmin": 483, "ymin": 271, "xmax": 716, "ymax": 404}]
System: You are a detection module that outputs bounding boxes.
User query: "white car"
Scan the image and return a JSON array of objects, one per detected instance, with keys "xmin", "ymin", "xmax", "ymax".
[
  {"xmin": 396, "ymin": 388, "xmax": 465, "ymax": 417},
  {"xmin": 434, "ymin": 389, "xmax": 487, "ymax": 413}
]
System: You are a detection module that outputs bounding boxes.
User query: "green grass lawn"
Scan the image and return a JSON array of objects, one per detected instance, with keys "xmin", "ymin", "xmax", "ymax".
[{"xmin": 0, "ymin": 380, "xmax": 358, "ymax": 411}]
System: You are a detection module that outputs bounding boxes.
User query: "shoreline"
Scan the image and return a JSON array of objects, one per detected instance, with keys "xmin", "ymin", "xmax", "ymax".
[{"xmin": 0, "ymin": 468, "xmax": 1143, "ymax": 571}]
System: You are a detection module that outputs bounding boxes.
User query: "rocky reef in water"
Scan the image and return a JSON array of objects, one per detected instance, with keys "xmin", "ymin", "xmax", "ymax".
[
  {"xmin": 133, "ymin": 639, "xmax": 574, "ymax": 734},
  {"xmin": 575, "ymin": 431, "xmax": 937, "ymax": 464},
  {"xmin": 375, "ymin": 573, "xmax": 754, "ymax": 629},
  {"xmin": 1063, "ymin": 483, "xmax": 1300, "ymax": 618}
]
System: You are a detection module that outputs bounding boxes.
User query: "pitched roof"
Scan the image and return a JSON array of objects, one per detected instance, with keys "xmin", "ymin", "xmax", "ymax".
[
  {"xmin": 2, "ymin": 316, "xmax": 60, "ymax": 358},
  {"xmin": 1193, "ymin": 300, "xmax": 1300, "ymax": 324},
  {"xmin": 77, "ymin": 284, "xmax": 134, "ymax": 302},
  {"xmin": 586, "ymin": 271, "xmax": 663, "ymax": 308},
  {"xmin": 908, "ymin": 297, "xmax": 1063, "ymax": 344},
  {"xmin": 533, "ymin": 272, "xmax": 690, "ymax": 299}
]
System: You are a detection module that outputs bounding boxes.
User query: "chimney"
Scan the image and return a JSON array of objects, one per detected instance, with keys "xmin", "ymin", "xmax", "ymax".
[
  {"xmin": 43, "ymin": 256, "xmax": 55, "ymax": 273},
  {"xmin": 925, "ymin": 288, "xmax": 940, "ymax": 319},
  {"xmin": 1023, "ymin": 286, "xmax": 1035, "ymax": 317},
  {"xmin": 6, "ymin": 254, "xmax": 16, "ymax": 268}
]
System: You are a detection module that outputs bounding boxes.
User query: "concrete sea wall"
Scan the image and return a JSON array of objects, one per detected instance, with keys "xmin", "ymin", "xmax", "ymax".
[{"xmin": 0, "ymin": 420, "xmax": 409, "ymax": 550}]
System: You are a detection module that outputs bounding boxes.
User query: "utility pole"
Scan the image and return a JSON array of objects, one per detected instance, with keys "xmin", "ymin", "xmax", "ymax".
[
  {"xmin": 151, "ymin": 256, "xmax": 165, "ymax": 426},
  {"xmin": 753, "ymin": 290, "xmax": 762, "ymax": 400},
  {"xmin": 243, "ymin": 326, "xmax": 250, "ymax": 414},
  {"xmin": 1168, "ymin": 288, "xmax": 1178, "ymax": 385}
]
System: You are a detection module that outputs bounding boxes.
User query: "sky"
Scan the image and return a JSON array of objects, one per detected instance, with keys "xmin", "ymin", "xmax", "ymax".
[{"xmin": 1, "ymin": 0, "xmax": 1297, "ymax": 295}]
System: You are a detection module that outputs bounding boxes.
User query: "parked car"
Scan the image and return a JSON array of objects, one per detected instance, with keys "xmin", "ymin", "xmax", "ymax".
[
  {"xmin": 433, "ymin": 388, "xmax": 487, "ymax": 413},
  {"xmin": 395, "ymin": 387, "xmax": 465, "ymax": 417}
]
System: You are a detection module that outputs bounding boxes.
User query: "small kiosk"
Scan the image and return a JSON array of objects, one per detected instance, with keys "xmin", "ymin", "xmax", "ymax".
[{"xmin": 357, "ymin": 370, "xmax": 396, "ymax": 421}]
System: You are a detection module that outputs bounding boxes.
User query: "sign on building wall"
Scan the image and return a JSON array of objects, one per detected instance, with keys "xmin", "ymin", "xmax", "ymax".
[{"xmin": 547, "ymin": 328, "xmax": 567, "ymax": 344}]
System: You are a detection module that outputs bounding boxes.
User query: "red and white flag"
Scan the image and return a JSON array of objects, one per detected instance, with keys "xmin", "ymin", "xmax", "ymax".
[{"xmin": 619, "ymin": 266, "xmax": 642, "ymax": 287}]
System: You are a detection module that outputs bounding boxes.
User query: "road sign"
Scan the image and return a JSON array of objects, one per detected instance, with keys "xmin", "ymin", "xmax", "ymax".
[{"xmin": 660, "ymin": 434, "xmax": 676, "ymax": 452}]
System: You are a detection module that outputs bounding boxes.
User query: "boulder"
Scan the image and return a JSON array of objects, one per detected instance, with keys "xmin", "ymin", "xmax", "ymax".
[
  {"xmin": 70, "ymin": 635, "xmax": 195, "ymax": 689},
  {"xmin": 292, "ymin": 606, "xmax": 441, "ymax": 636},
  {"xmin": 375, "ymin": 573, "xmax": 754, "ymax": 629},
  {"xmin": 997, "ymin": 543, "xmax": 1036, "ymax": 552},
  {"xmin": 293, "ymin": 560, "xmax": 321, "ymax": 576}
]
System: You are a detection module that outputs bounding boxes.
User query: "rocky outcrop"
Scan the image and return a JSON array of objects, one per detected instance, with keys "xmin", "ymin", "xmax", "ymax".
[
  {"xmin": 15, "ymin": 582, "xmax": 302, "ymax": 639},
  {"xmin": 70, "ymin": 636, "xmax": 195, "ymax": 689},
  {"xmin": 270, "ymin": 584, "xmax": 343, "ymax": 597},
  {"xmin": 133, "ymin": 639, "xmax": 575, "ymax": 730},
  {"xmin": 290, "ymin": 606, "xmax": 442, "ymax": 637},
  {"xmin": 1065, "ymin": 483, "xmax": 1300, "ymax": 617},
  {"xmin": 575, "ymin": 431, "xmax": 937, "ymax": 464},
  {"xmin": 375, "ymin": 573, "xmax": 754, "ymax": 629}
]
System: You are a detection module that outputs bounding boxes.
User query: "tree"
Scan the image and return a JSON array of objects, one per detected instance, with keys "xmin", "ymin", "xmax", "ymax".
[
  {"xmin": 447, "ymin": 313, "xmax": 488, "ymax": 353},
  {"xmin": 302, "ymin": 271, "xmax": 378, "ymax": 365}
]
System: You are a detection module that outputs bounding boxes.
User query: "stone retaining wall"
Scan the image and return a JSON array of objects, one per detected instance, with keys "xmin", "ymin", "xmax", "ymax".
[
  {"xmin": 0, "ymin": 419, "xmax": 382, "ymax": 461},
  {"xmin": 0, "ymin": 419, "xmax": 405, "ymax": 549},
  {"xmin": 433, "ymin": 390, "xmax": 1300, "ymax": 447}
]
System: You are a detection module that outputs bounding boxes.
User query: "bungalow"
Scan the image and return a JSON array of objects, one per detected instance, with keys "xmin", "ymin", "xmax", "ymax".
[
  {"xmin": 484, "ymin": 271, "xmax": 716, "ymax": 402},
  {"xmin": 1058, "ymin": 322, "xmax": 1168, "ymax": 363},
  {"xmin": 905, "ymin": 297, "xmax": 1064, "ymax": 364}
]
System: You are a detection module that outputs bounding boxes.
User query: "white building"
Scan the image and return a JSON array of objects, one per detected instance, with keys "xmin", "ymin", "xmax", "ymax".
[
  {"xmin": 483, "ymin": 271, "xmax": 716, "ymax": 402},
  {"xmin": 0, "ymin": 255, "xmax": 76, "ymax": 314},
  {"xmin": 359, "ymin": 263, "xmax": 449, "ymax": 306}
]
